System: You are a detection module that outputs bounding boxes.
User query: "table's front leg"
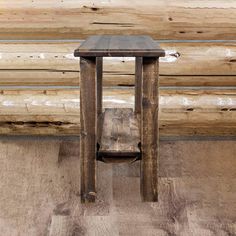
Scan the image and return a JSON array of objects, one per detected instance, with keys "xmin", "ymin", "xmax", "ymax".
[
  {"xmin": 80, "ymin": 56, "xmax": 97, "ymax": 203},
  {"xmin": 135, "ymin": 57, "xmax": 142, "ymax": 114},
  {"xmin": 96, "ymin": 57, "xmax": 103, "ymax": 116},
  {"xmin": 141, "ymin": 57, "xmax": 159, "ymax": 202}
]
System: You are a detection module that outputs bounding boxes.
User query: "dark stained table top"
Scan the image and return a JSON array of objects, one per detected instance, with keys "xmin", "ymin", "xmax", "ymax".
[{"xmin": 74, "ymin": 35, "xmax": 165, "ymax": 57}]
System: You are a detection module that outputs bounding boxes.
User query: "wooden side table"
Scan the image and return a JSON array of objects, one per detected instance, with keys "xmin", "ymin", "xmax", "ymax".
[{"xmin": 74, "ymin": 35, "xmax": 165, "ymax": 203}]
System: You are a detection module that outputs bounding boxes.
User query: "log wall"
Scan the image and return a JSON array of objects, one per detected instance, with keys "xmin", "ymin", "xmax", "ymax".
[
  {"xmin": 0, "ymin": 0, "xmax": 236, "ymax": 39},
  {"xmin": 0, "ymin": 41, "xmax": 235, "ymax": 136},
  {"xmin": 0, "ymin": 42, "xmax": 235, "ymax": 86},
  {"xmin": 0, "ymin": 88, "xmax": 235, "ymax": 136},
  {"xmin": 0, "ymin": 1, "xmax": 235, "ymax": 136}
]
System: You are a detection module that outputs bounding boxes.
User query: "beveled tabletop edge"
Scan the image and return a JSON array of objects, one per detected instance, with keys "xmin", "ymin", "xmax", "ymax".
[
  {"xmin": 74, "ymin": 50, "xmax": 165, "ymax": 57},
  {"xmin": 74, "ymin": 35, "xmax": 165, "ymax": 57}
]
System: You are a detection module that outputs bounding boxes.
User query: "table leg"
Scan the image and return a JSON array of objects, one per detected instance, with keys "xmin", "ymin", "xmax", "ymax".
[
  {"xmin": 141, "ymin": 57, "xmax": 159, "ymax": 202},
  {"xmin": 96, "ymin": 57, "xmax": 103, "ymax": 116},
  {"xmin": 80, "ymin": 56, "xmax": 97, "ymax": 203},
  {"xmin": 135, "ymin": 57, "xmax": 142, "ymax": 114}
]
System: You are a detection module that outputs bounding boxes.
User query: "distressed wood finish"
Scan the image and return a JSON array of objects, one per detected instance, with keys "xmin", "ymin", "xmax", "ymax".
[
  {"xmin": 75, "ymin": 36, "xmax": 165, "ymax": 57},
  {"xmin": 76, "ymin": 36, "xmax": 164, "ymax": 202},
  {"xmin": 135, "ymin": 57, "xmax": 142, "ymax": 114},
  {"xmin": 98, "ymin": 108, "xmax": 140, "ymax": 163},
  {"xmin": 80, "ymin": 57, "xmax": 97, "ymax": 203},
  {"xmin": 141, "ymin": 57, "xmax": 159, "ymax": 202},
  {"xmin": 96, "ymin": 57, "xmax": 103, "ymax": 116},
  {"xmin": 0, "ymin": 1, "xmax": 236, "ymax": 39}
]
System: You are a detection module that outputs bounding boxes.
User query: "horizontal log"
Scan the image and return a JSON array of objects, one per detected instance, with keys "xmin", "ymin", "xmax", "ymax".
[
  {"xmin": 0, "ymin": 42, "xmax": 236, "ymax": 86},
  {"xmin": 0, "ymin": 1, "xmax": 236, "ymax": 39},
  {"xmin": 0, "ymin": 88, "xmax": 235, "ymax": 136}
]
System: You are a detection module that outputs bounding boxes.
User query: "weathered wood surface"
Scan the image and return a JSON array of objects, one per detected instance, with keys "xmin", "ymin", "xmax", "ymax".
[
  {"xmin": 80, "ymin": 57, "xmax": 97, "ymax": 203},
  {"xmin": 98, "ymin": 108, "xmax": 140, "ymax": 163},
  {"xmin": 0, "ymin": 138, "xmax": 235, "ymax": 235},
  {"xmin": 0, "ymin": 88, "xmax": 235, "ymax": 136},
  {"xmin": 75, "ymin": 35, "xmax": 165, "ymax": 57},
  {"xmin": 0, "ymin": 42, "xmax": 236, "ymax": 86},
  {"xmin": 0, "ymin": 0, "xmax": 236, "ymax": 39},
  {"xmin": 135, "ymin": 57, "xmax": 142, "ymax": 114},
  {"xmin": 96, "ymin": 57, "xmax": 103, "ymax": 116},
  {"xmin": 141, "ymin": 57, "xmax": 159, "ymax": 201}
]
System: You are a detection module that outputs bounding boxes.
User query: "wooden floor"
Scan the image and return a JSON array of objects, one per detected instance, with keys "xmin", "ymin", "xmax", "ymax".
[{"xmin": 0, "ymin": 137, "xmax": 235, "ymax": 235}]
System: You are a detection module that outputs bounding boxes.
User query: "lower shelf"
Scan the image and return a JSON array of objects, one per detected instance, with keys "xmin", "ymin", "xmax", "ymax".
[{"xmin": 97, "ymin": 108, "xmax": 141, "ymax": 163}]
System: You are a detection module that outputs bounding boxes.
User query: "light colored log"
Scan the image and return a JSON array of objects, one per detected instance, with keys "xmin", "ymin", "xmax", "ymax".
[
  {"xmin": 0, "ymin": 1, "xmax": 235, "ymax": 39},
  {"xmin": 0, "ymin": 71, "xmax": 79, "ymax": 86},
  {"xmin": 159, "ymin": 75, "xmax": 236, "ymax": 87},
  {"xmin": 1, "ymin": 72, "xmax": 235, "ymax": 87},
  {"xmin": 0, "ymin": 88, "xmax": 235, "ymax": 136},
  {"xmin": 0, "ymin": 42, "xmax": 236, "ymax": 86},
  {"xmin": 0, "ymin": 42, "xmax": 235, "ymax": 74}
]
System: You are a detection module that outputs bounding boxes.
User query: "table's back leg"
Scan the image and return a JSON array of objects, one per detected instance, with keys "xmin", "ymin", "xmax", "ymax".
[
  {"xmin": 80, "ymin": 56, "xmax": 97, "ymax": 203},
  {"xmin": 96, "ymin": 57, "xmax": 103, "ymax": 116},
  {"xmin": 141, "ymin": 57, "xmax": 159, "ymax": 202},
  {"xmin": 135, "ymin": 57, "xmax": 143, "ymax": 114}
]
